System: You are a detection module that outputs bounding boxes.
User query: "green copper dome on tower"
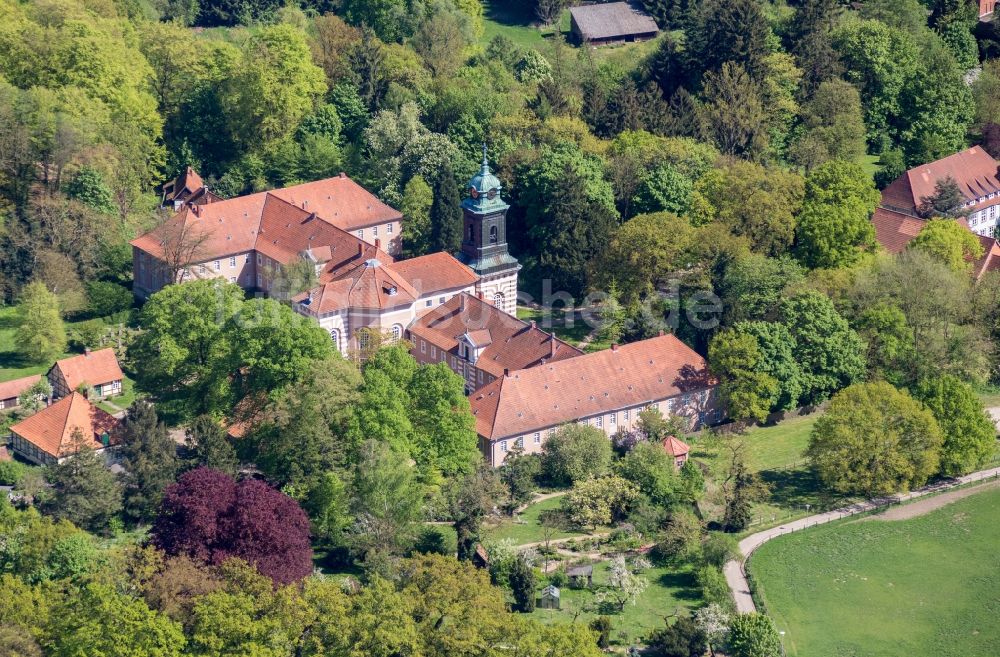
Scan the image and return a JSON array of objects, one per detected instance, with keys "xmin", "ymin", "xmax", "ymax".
[{"xmin": 463, "ymin": 144, "xmax": 509, "ymax": 214}]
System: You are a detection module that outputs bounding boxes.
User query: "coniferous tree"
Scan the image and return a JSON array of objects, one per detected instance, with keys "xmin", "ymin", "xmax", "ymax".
[
  {"xmin": 184, "ymin": 415, "xmax": 239, "ymax": 476},
  {"xmin": 508, "ymin": 554, "xmax": 537, "ymax": 613},
  {"xmin": 119, "ymin": 400, "xmax": 179, "ymax": 525},
  {"xmin": 685, "ymin": 0, "xmax": 770, "ymax": 85},
  {"xmin": 429, "ymin": 165, "xmax": 462, "ymax": 254},
  {"xmin": 44, "ymin": 432, "xmax": 123, "ymax": 534}
]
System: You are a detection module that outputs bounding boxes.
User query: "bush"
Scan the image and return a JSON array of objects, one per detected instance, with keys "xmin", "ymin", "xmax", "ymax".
[
  {"xmin": 541, "ymin": 424, "xmax": 612, "ymax": 486},
  {"xmin": 412, "ymin": 525, "xmax": 457, "ymax": 556},
  {"xmin": 548, "ymin": 568, "xmax": 569, "ymax": 587},
  {"xmin": 0, "ymin": 460, "xmax": 28, "ymax": 486},
  {"xmin": 86, "ymin": 281, "xmax": 133, "ymax": 318},
  {"xmin": 590, "ymin": 616, "xmax": 613, "ymax": 649}
]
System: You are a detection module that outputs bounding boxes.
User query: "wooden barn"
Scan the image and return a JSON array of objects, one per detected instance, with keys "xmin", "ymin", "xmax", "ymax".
[{"xmin": 569, "ymin": 2, "xmax": 659, "ymax": 46}]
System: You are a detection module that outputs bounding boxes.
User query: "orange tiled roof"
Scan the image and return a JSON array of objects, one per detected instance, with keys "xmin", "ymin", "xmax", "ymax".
[
  {"xmin": 408, "ymin": 293, "xmax": 583, "ymax": 378},
  {"xmin": 0, "ymin": 374, "xmax": 41, "ymax": 401},
  {"xmin": 297, "ymin": 257, "xmax": 419, "ymax": 312},
  {"xmin": 268, "ymin": 174, "xmax": 402, "ymax": 232},
  {"xmin": 881, "ymin": 147, "xmax": 1000, "ymax": 212},
  {"xmin": 663, "ymin": 435, "xmax": 690, "ymax": 457},
  {"xmin": 390, "ymin": 253, "xmax": 479, "ymax": 296},
  {"xmin": 469, "ymin": 334, "xmax": 711, "ymax": 441},
  {"xmin": 872, "ymin": 208, "xmax": 1000, "ymax": 278},
  {"xmin": 50, "ymin": 349, "xmax": 123, "ymax": 391},
  {"xmin": 10, "ymin": 392, "xmax": 119, "ymax": 459}
]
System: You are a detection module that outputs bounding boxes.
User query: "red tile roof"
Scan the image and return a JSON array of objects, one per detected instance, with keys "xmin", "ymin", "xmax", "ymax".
[
  {"xmin": 663, "ymin": 435, "xmax": 690, "ymax": 457},
  {"xmin": 469, "ymin": 334, "xmax": 711, "ymax": 441},
  {"xmin": 132, "ymin": 192, "xmax": 389, "ymax": 272},
  {"xmin": 872, "ymin": 208, "xmax": 1000, "ymax": 278},
  {"xmin": 390, "ymin": 252, "xmax": 479, "ymax": 296},
  {"xmin": 0, "ymin": 374, "xmax": 41, "ymax": 401},
  {"xmin": 297, "ymin": 257, "xmax": 419, "ymax": 312},
  {"xmin": 881, "ymin": 147, "xmax": 1000, "ymax": 213},
  {"xmin": 408, "ymin": 293, "xmax": 583, "ymax": 378},
  {"xmin": 10, "ymin": 392, "xmax": 119, "ymax": 459},
  {"xmin": 50, "ymin": 349, "xmax": 123, "ymax": 391},
  {"xmin": 268, "ymin": 174, "xmax": 402, "ymax": 231}
]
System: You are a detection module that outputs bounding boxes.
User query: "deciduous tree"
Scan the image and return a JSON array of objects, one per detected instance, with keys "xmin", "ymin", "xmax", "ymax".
[
  {"xmin": 915, "ymin": 375, "xmax": 997, "ymax": 476},
  {"xmin": 541, "ymin": 424, "xmax": 613, "ymax": 486},
  {"xmin": 14, "ymin": 281, "xmax": 66, "ymax": 364},
  {"xmin": 119, "ymin": 401, "xmax": 179, "ymax": 525}
]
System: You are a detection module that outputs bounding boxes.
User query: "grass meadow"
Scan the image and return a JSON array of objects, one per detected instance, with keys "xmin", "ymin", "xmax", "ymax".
[{"xmin": 748, "ymin": 486, "xmax": 1000, "ymax": 657}]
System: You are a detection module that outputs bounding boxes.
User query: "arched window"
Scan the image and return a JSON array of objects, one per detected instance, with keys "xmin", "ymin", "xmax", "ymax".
[
  {"xmin": 493, "ymin": 292, "xmax": 504, "ymax": 309},
  {"xmin": 391, "ymin": 325, "xmax": 403, "ymax": 342},
  {"xmin": 489, "ymin": 225, "xmax": 498, "ymax": 243},
  {"xmin": 329, "ymin": 328, "xmax": 340, "ymax": 351},
  {"xmin": 357, "ymin": 330, "xmax": 370, "ymax": 351}
]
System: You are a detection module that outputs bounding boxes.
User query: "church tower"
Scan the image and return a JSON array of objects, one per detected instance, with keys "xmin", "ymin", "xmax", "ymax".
[{"xmin": 459, "ymin": 145, "xmax": 520, "ymax": 315}]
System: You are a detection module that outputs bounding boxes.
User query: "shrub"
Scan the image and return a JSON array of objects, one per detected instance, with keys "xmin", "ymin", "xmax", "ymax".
[
  {"xmin": 412, "ymin": 525, "xmax": 457, "ymax": 556},
  {"xmin": 0, "ymin": 460, "xmax": 28, "ymax": 486},
  {"xmin": 86, "ymin": 281, "xmax": 133, "ymax": 318}
]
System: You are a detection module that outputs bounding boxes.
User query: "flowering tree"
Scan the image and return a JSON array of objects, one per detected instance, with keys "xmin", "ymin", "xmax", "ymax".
[
  {"xmin": 152, "ymin": 467, "xmax": 312, "ymax": 585},
  {"xmin": 604, "ymin": 555, "xmax": 648, "ymax": 611}
]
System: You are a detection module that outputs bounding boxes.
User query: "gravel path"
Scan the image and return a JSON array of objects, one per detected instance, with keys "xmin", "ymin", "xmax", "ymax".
[{"xmin": 861, "ymin": 478, "xmax": 1000, "ymax": 522}]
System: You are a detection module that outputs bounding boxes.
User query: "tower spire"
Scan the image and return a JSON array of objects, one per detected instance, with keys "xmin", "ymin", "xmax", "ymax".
[{"xmin": 481, "ymin": 142, "xmax": 489, "ymax": 174}]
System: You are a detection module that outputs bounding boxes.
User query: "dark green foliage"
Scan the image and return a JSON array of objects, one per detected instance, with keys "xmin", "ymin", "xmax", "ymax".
[
  {"xmin": 184, "ymin": 415, "xmax": 239, "ymax": 476},
  {"xmin": 412, "ymin": 525, "xmax": 457, "ymax": 556},
  {"xmin": 429, "ymin": 165, "xmax": 463, "ymax": 254},
  {"xmin": 915, "ymin": 375, "xmax": 997, "ymax": 476},
  {"xmin": 64, "ymin": 166, "xmax": 115, "ymax": 215},
  {"xmin": 499, "ymin": 448, "xmax": 541, "ymax": 511},
  {"xmin": 684, "ymin": 0, "xmax": 771, "ymax": 84},
  {"xmin": 508, "ymin": 555, "xmax": 537, "ymax": 613},
  {"xmin": 119, "ymin": 401, "xmax": 179, "ymax": 525},
  {"xmin": 646, "ymin": 616, "xmax": 708, "ymax": 657},
  {"xmin": 44, "ymin": 436, "xmax": 123, "ymax": 534},
  {"xmin": 85, "ymin": 281, "xmax": 132, "ymax": 318},
  {"xmin": 589, "ymin": 616, "xmax": 613, "ymax": 649},
  {"xmin": 918, "ymin": 176, "xmax": 968, "ymax": 218}
]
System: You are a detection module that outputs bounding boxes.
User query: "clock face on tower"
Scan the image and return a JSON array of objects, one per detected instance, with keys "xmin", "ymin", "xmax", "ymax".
[{"xmin": 487, "ymin": 188, "xmax": 497, "ymax": 199}]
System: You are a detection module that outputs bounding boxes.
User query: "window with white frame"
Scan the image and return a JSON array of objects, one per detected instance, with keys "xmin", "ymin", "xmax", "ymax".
[
  {"xmin": 533, "ymin": 432, "xmax": 541, "ymax": 444},
  {"xmin": 500, "ymin": 440, "xmax": 507, "ymax": 453},
  {"xmin": 493, "ymin": 292, "xmax": 504, "ymax": 308},
  {"xmin": 213, "ymin": 260, "xmax": 220, "ymax": 271},
  {"xmin": 373, "ymin": 225, "xmax": 378, "ymax": 236},
  {"xmin": 387, "ymin": 223, "xmax": 393, "ymax": 234},
  {"xmin": 610, "ymin": 412, "xmax": 616, "ymax": 425},
  {"xmin": 230, "ymin": 276, "xmax": 236, "ymax": 283},
  {"xmin": 595, "ymin": 415, "xmax": 603, "ymax": 428},
  {"xmin": 230, "ymin": 256, "xmax": 236, "ymax": 267},
  {"xmin": 431, "ymin": 346, "xmax": 437, "ymax": 358},
  {"xmin": 426, "ymin": 299, "xmax": 432, "ymax": 307},
  {"xmin": 357, "ymin": 330, "xmax": 371, "ymax": 350},
  {"xmin": 420, "ymin": 340, "xmax": 426, "ymax": 353},
  {"xmin": 391, "ymin": 325, "xmax": 402, "ymax": 342},
  {"xmin": 515, "ymin": 437, "xmax": 523, "ymax": 449},
  {"xmin": 623, "ymin": 409, "xmax": 630, "ymax": 421},
  {"xmin": 356, "ymin": 230, "xmax": 363, "ymax": 239},
  {"xmin": 329, "ymin": 329, "xmax": 340, "ymax": 349}
]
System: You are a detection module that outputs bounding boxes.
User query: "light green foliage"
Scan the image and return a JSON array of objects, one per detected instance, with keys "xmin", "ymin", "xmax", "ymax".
[
  {"xmin": 854, "ymin": 303, "xmax": 915, "ymax": 386},
  {"xmin": 14, "ymin": 282, "xmax": 66, "ymax": 364},
  {"xmin": 408, "ymin": 363, "xmax": 479, "ymax": 475},
  {"xmin": 719, "ymin": 255, "xmax": 805, "ymax": 324},
  {"xmin": 696, "ymin": 161, "xmax": 804, "ymax": 256},
  {"xmin": 909, "ymin": 219, "xmax": 984, "ymax": 274},
  {"xmin": 728, "ymin": 613, "xmax": 782, "ymax": 657},
  {"xmin": 47, "ymin": 583, "xmax": 185, "ymax": 657},
  {"xmin": 541, "ymin": 424, "xmax": 613, "ymax": 486},
  {"xmin": 220, "ymin": 24, "xmax": 326, "ymax": 150},
  {"xmin": 616, "ymin": 441, "xmax": 680, "ymax": 504},
  {"xmin": 350, "ymin": 440, "xmax": 423, "ymax": 558},
  {"xmin": 597, "ymin": 212, "xmax": 698, "ymax": 303},
  {"xmin": 563, "ymin": 475, "xmax": 639, "ymax": 530},
  {"xmin": 833, "ymin": 19, "xmax": 919, "ymax": 143},
  {"xmin": 915, "ymin": 375, "xmax": 997, "ymax": 476},
  {"xmin": 64, "ymin": 166, "xmax": 115, "ymax": 215},
  {"xmin": 807, "ymin": 382, "xmax": 943, "ymax": 495},
  {"xmin": 400, "ymin": 174, "xmax": 434, "ymax": 256},
  {"xmin": 780, "ymin": 291, "xmax": 866, "ymax": 405},
  {"xmin": 795, "ymin": 160, "xmax": 879, "ymax": 269},
  {"xmin": 631, "ymin": 163, "xmax": 693, "ymax": 216},
  {"xmin": 709, "ymin": 330, "xmax": 779, "ymax": 424},
  {"xmin": 972, "ymin": 59, "xmax": 1000, "ymax": 133},
  {"xmin": 514, "ymin": 49, "xmax": 551, "ymax": 83}
]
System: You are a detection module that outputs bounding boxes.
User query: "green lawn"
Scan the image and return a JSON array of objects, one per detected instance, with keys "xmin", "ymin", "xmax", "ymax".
[
  {"xmin": 481, "ymin": 0, "xmax": 558, "ymax": 48},
  {"xmin": 531, "ymin": 562, "xmax": 702, "ymax": 645},
  {"xmin": 0, "ymin": 305, "xmax": 70, "ymax": 381},
  {"xmin": 516, "ymin": 306, "xmax": 604, "ymax": 352},
  {"xmin": 484, "ymin": 494, "xmax": 594, "ymax": 544},
  {"xmin": 691, "ymin": 413, "xmax": 817, "ymax": 475},
  {"xmin": 749, "ymin": 486, "xmax": 1000, "ymax": 657}
]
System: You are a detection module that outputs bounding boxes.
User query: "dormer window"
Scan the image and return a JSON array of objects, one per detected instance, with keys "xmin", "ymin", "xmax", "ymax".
[{"xmin": 386, "ymin": 285, "xmax": 397, "ymax": 296}]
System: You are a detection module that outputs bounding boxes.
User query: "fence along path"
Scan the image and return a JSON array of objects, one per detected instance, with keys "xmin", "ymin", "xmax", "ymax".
[{"xmin": 724, "ymin": 466, "xmax": 1000, "ymax": 614}]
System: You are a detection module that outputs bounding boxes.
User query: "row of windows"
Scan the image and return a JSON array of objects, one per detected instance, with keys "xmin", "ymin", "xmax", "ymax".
[
  {"xmin": 355, "ymin": 223, "xmax": 395, "ymax": 240},
  {"xmin": 499, "ymin": 430, "xmax": 549, "ymax": 453},
  {"xmin": 328, "ymin": 326, "xmax": 403, "ymax": 351}
]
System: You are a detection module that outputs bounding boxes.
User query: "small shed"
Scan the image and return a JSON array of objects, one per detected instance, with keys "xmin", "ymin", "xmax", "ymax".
[
  {"xmin": 663, "ymin": 435, "xmax": 691, "ymax": 468},
  {"xmin": 569, "ymin": 2, "xmax": 659, "ymax": 46},
  {"xmin": 472, "ymin": 543, "xmax": 490, "ymax": 570},
  {"xmin": 539, "ymin": 584, "xmax": 561, "ymax": 609},
  {"xmin": 567, "ymin": 564, "xmax": 594, "ymax": 588}
]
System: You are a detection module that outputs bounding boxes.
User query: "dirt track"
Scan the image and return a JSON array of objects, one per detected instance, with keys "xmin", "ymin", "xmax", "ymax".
[{"xmin": 862, "ymin": 479, "xmax": 1000, "ymax": 522}]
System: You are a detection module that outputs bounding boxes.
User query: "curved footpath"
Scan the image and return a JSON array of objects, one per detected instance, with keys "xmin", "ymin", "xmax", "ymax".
[{"xmin": 724, "ymin": 465, "xmax": 1000, "ymax": 614}]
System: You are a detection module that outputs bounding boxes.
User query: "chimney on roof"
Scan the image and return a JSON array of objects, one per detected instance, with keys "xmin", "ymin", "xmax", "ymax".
[
  {"xmin": 339, "ymin": 172, "xmax": 346, "ymax": 179},
  {"xmin": 530, "ymin": 320, "xmax": 536, "ymax": 330},
  {"xmin": 477, "ymin": 291, "xmax": 484, "ymax": 300},
  {"xmin": 611, "ymin": 343, "xmax": 618, "ymax": 352},
  {"xmin": 503, "ymin": 368, "xmax": 509, "ymax": 377},
  {"xmin": 84, "ymin": 347, "xmax": 91, "ymax": 357},
  {"xmin": 374, "ymin": 238, "xmax": 381, "ymax": 250},
  {"xmin": 190, "ymin": 204, "xmax": 200, "ymax": 216},
  {"xmin": 550, "ymin": 335, "xmax": 556, "ymax": 357}
]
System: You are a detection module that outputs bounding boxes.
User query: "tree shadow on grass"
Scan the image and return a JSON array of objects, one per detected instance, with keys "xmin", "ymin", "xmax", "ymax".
[
  {"xmin": 657, "ymin": 570, "xmax": 701, "ymax": 601},
  {"xmin": 0, "ymin": 350, "xmax": 39, "ymax": 371},
  {"xmin": 485, "ymin": 0, "xmax": 535, "ymax": 26},
  {"xmin": 760, "ymin": 467, "xmax": 845, "ymax": 511}
]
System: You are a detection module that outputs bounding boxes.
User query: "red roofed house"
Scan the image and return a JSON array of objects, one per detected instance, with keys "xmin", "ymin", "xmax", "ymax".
[
  {"xmin": 161, "ymin": 166, "xmax": 222, "ymax": 210},
  {"xmin": 469, "ymin": 333, "xmax": 720, "ymax": 466},
  {"xmin": 880, "ymin": 146, "xmax": 1000, "ymax": 236},
  {"xmin": 663, "ymin": 435, "xmax": 690, "ymax": 468},
  {"xmin": 408, "ymin": 292, "xmax": 583, "ymax": 392},
  {"xmin": 0, "ymin": 374, "xmax": 42, "ymax": 411},
  {"xmin": 9, "ymin": 392, "xmax": 120, "ymax": 465},
  {"xmin": 47, "ymin": 348, "xmax": 124, "ymax": 400}
]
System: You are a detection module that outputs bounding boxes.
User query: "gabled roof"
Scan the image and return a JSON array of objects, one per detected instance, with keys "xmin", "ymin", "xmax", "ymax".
[
  {"xmin": 0, "ymin": 374, "xmax": 41, "ymax": 401},
  {"xmin": 298, "ymin": 257, "xmax": 419, "ymax": 312},
  {"xmin": 268, "ymin": 173, "xmax": 402, "ymax": 232},
  {"xmin": 10, "ymin": 392, "xmax": 119, "ymax": 459},
  {"xmin": 871, "ymin": 208, "xmax": 1000, "ymax": 278},
  {"xmin": 663, "ymin": 435, "xmax": 690, "ymax": 457},
  {"xmin": 132, "ymin": 191, "xmax": 388, "ymax": 272},
  {"xmin": 881, "ymin": 147, "xmax": 1000, "ymax": 212},
  {"xmin": 50, "ymin": 349, "xmax": 123, "ymax": 391},
  {"xmin": 570, "ymin": 2, "xmax": 659, "ymax": 40},
  {"xmin": 408, "ymin": 293, "xmax": 583, "ymax": 378},
  {"xmin": 470, "ymin": 334, "xmax": 711, "ymax": 441},
  {"xmin": 389, "ymin": 252, "xmax": 479, "ymax": 296}
]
